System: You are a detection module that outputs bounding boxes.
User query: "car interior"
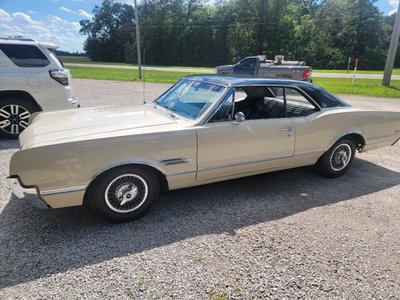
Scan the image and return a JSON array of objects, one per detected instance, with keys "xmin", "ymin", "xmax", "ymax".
[{"xmin": 210, "ymin": 86, "xmax": 318, "ymax": 122}]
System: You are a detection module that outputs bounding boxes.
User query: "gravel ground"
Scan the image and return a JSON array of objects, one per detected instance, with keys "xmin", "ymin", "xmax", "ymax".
[{"xmin": 0, "ymin": 79, "xmax": 400, "ymax": 300}]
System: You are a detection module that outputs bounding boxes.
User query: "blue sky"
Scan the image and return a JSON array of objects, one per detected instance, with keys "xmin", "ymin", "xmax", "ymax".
[{"xmin": 0, "ymin": 0, "xmax": 398, "ymax": 52}]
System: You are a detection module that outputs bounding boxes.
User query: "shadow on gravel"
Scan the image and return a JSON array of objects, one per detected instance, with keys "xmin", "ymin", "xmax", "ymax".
[
  {"xmin": 0, "ymin": 139, "xmax": 19, "ymax": 150},
  {"xmin": 0, "ymin": 158, "xmax": 399, "ymax": 288}
]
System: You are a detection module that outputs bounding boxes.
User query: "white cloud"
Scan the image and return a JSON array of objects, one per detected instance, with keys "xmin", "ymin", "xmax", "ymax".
[
  {"xmin": 0, "ymin": 9, "xmax": 13, "ymax": 22},
  {"xmin": 12, "ymin": 12, "xmax": 42, "ymax": 26},
  {"xmin": 49, "ymin": 15, "xmax": 64, "ymax": 23},
  {"xmin": 0, "ymin": 9, "xmax": 86, "ymax": 52},
  {"xmin": 71, "ymin": 22, "xmax": 81, "ymax": 31},
  {"xmin": 60, "ymin": 7, "xmax": 92, "ymax": 19},
  {"xmin": 60, "ymin": 6, "xmax": 73, "ymax": 13},
  {"xmin": 77, "ymin": 9, "xmax": 92, "ymax": 19}
]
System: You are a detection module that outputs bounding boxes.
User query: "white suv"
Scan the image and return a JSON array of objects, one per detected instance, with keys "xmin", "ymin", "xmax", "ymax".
[{"xmin": 0, "ymin": 37, "xmax": 79, "ymax": 138}]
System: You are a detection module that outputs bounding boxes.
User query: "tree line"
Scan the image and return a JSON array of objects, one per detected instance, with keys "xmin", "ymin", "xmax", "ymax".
[{"xmin": 79, "ymin": 0, "xmax": 400, "ymax": 69}]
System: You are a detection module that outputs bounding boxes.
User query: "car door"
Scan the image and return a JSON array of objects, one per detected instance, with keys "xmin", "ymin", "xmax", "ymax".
[
  {"xmin": 280, "ymin": 87, "xmax": 324, "ymax": 166},
  {"xmin": 196, "ymin": 92, "xmax": 295, "ymax": 181},
  {"xmin": 234, "ymin": 58, "xmax": 258, "ymax": 75}
]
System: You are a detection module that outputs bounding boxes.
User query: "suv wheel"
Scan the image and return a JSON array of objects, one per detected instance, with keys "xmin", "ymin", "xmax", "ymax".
[{"xmin": 0, "ymin": 97, "xmax": 39, "ymax": 139}]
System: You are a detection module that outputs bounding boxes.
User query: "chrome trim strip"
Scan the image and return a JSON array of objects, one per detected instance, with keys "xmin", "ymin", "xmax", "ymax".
[
  {"xmin": 161, "ymin": 158, "xmax": 190, "ymax": 166},
  {"xmin": 198, "ymin": 153, "xmax": 294, "ymax": 173},
  {"xmin": 295, "ymin": 148, "xmax": 326, "ymax": 156},
  {"xmin": 366, "ymin": 136, "xmax": 397, "ymax": 145},
  {"xmin": 84, "ymin": 160, "xmax": 168, "ymax": 191},
  {"xmin": 41, "ymin": 186, "xmax": 86, "ymax": 196},
  {"xmin": 203, "ymin": 89, "xmax": 235, "ymax": 125},
  {"xmin": 166, "ymin": 169, "xmax": 197, "ymax": 177},
  {"xmin": 330, "ymin": 129, "xmax": 366, "ymax": 149},
  {"xmin": 197, "ymin": 149, "xmax": 325, "ymax": 173}
]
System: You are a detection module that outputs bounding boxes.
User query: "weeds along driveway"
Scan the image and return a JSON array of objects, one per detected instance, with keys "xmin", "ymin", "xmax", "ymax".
[{"xmin": 0, "ymin": 79, "xmax": 399, "ymax": 299}]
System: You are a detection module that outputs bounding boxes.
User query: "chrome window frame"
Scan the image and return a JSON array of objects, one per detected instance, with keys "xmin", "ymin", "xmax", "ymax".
[{"xmin": 202, "ymin": 84, "xmax": 322, "ymax": 125}]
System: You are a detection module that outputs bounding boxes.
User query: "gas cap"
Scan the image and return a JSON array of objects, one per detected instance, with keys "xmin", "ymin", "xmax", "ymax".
[{"xmin": 27, "ymin": 77, "xmax": 40, "ymax": 87}]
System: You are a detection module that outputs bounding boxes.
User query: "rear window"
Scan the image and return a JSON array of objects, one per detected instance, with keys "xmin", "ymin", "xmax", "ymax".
[
  {"xmin": 301, "ymin": 86, "xmax": 350, "ymax": 108},
  {"xmin": 0, "ymin": 44, "xmax": 50, "ymax": 67}
]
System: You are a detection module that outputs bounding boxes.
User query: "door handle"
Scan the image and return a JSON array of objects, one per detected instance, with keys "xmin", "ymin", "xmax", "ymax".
[{"xmin": 280, "ymin": 127, "xmax": 294, "ymax": 132}]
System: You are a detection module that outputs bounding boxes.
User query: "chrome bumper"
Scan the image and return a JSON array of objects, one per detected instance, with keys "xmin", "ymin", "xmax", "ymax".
[{"xmin": 6, "ymin": 177, "xmax": 49, "ymax": 209}]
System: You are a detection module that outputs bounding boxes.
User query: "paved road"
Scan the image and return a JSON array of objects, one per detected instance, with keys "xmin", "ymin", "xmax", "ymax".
[
  {"xmin": 1, "ymin": 80, "xmax": 399, "ymax": 299},
  {"xmin": 65, "ymin": 63, "xmax": 400, "ymax": 80}
]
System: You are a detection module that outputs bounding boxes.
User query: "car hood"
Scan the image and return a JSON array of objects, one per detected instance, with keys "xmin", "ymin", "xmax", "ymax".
[{"xmin": 20, "ymin": 104, "xmax": 181, "ymax": 149}]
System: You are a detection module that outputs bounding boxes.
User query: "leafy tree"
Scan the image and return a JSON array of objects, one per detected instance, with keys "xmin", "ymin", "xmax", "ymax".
[
  {"xmin": 80, "ymin": 0, "xmax": 135, "ymax": 62},
  {"xmin": 79, "ymin": 0, "xmax": 395, "ymax": 69}
]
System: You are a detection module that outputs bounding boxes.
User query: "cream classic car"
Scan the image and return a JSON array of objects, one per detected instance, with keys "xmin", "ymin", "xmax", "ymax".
[{"xmin": 7, "ymin": 76, "xmax": 400, "ymax": 222}]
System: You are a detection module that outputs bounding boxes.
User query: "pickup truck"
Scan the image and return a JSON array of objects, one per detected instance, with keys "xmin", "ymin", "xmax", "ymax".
[{"xmin": 215, "ymin": 56, "xmax": 312, "ymax": 82}]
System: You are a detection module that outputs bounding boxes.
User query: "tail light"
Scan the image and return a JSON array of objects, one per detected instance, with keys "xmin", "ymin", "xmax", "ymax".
[
  {"xmin": 49, "ymin": 69, "xmax": 69, "ymax": 86},
  {"xmin": 303, "ymin": 69, "xmax": 311, "ymax": 79}
]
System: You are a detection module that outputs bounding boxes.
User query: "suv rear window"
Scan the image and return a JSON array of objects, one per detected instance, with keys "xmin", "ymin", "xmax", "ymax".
[{"xmin": 0, "ymin": 44, "xmax": 50, "ymax": 67}]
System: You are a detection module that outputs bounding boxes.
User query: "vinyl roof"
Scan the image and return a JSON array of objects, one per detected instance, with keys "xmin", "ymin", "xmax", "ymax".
[{"xmin": 183, "ymin": 75, "xmax": 315, "ymax": 88}]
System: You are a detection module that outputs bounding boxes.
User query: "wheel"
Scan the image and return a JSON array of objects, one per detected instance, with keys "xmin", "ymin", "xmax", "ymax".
[
  {"xmin": 0, "ymin": 97, "xmax": 39, "ymax": 139},
  {"xmin": 316, "ymin": 139, "xmax": 356, "ymax": 178},
  {"xmin": 88, "ymin": 165, "xmax": 160, "ymax": 222}
]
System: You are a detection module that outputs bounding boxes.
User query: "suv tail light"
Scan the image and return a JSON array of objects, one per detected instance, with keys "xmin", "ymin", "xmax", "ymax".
[
  {"xmin": 49, "ymin": 69, "xmax": 69, "ymax": 86},
  {"xmin": 303, "ymin": 69, "xmax": 311, "ymax": 79}
]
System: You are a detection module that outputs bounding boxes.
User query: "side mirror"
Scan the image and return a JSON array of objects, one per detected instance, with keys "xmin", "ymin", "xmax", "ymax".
[{"xmin": 233, "ymin": 112, "xmax": 245, "ymax": 124}]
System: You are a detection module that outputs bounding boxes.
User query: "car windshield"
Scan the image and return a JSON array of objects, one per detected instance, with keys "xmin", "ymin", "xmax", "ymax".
[{"xmin": 154, "ymin": 79, "xmax": 227, "ymax": 120}]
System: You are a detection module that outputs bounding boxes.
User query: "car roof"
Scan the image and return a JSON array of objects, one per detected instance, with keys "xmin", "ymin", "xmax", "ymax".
[
  {"xmin": 0, "ymin": 37, "xmax": 58, "ymax": 49},
  {"xmin": 183, "ymin": 75, "xmax": 315, "ymax": 88}
]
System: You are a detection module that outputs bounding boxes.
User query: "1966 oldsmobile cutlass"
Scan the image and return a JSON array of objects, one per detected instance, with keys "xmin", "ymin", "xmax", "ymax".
[{"xmin": 7, "ymin": 76, "xmax": 400, "ymax": 222}]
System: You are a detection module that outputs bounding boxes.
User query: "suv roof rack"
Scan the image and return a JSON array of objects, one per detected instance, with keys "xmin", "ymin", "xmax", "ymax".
[{"xmin": 0, "ymin": 36, "xmax": 37, "ymax": 42}]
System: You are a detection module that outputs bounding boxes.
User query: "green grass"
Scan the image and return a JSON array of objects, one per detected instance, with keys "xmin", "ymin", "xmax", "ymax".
[
  {"xmin": 68, "ymin": 66, "xmax": 400, "ymax": 97},
  {"xmin": 314, "ymin": 69, "xmax": 400, "ymax": 75},
  {"xmin": 313, "ymin": 77, "xmax": 400, "ymax": 98},
  {"xmin": 61, "ymin": 56, "xmax": 135, "ymax": 66},
  {"xmin": 61, "ymin": 56, "xmax": 213, "ymax": 70},
  {"xmin": 68, "ymin": 66, "xmax": 189, "ymax": 83}
]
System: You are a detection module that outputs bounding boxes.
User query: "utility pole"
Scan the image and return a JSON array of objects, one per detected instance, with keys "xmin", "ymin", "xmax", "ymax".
[
  {"xmin": 383, "ymin": 1, "xmax": 400, "ymax": 86},
  {"xmin": 134, "ymin": 0, "xmax": 142, "ymax": 79}
]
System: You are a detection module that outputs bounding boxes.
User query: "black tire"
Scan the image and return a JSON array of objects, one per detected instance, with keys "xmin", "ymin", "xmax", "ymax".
[
  {"xmin": 316, "ymin": 138, "xmax": 356, "ymax": 178},
  {"xmin": 87, "ymin": 165, "xmax": 160, "ymax": 222},
  {"xmin": 0, "ymin": 97, "xmax": 39, "ymax": 139}
]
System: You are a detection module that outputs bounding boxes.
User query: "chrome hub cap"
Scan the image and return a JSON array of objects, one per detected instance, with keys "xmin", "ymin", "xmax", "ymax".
[
  {"xmin": 330, "ymin": 144, "xmax": 352, "ymax": 172},
  {"xmin": 0, "ymin": 104, "xmax": 31, "ymax": 135},
  {"xmin": 105, "ymin": 174, "xmax": 148, "ymax": 213}
]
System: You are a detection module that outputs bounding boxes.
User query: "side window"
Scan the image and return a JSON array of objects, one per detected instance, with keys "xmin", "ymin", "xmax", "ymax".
[
  {"xmin": 285, "ymin": 88, "xmax": 318, "ymax": 117},
  {"xmin": 0, "ymin": 44, "xmax": 50, "ymax": 67},
  {"xmin": 233, "ymin": 86, "xmax": 318, "ymax": 121},
  {"xmin": 236, "ymin": 86, "xmax": 286, "ymax": 120},
  {"xmin": 209, "ymin": 93, "xmax": 234, "ymax": 123},
  {"xmin": 240, "ymin": 58, "xmax": 256, "ymax": 68}
]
